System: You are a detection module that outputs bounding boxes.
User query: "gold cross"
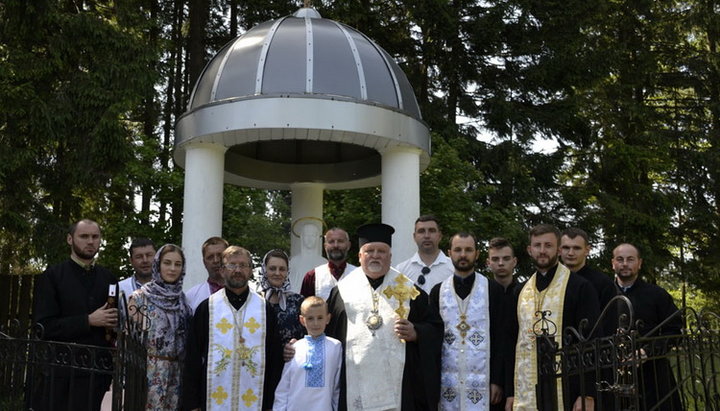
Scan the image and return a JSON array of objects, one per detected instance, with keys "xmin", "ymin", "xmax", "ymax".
[
  {"xmin": 456, "ymin": 314, "xmax": 471, "ymax": 341},
  {"xmin": 211, "ymin": 386, "xmax": 228, "ymax": 405},
  {"xmin": 215, "ymin": 318, "xmax": 233, "ymax": 334},
  {"xmin": 242, "ymin": 388, "xmax": 258, "ymax": 407},
  {"xmin": 244, "ymin": 317, "xmax": 261, "ymax": 333},
  {"xmin": 382, "ymin": 274, "xmax": 420, "ymax": 319}
]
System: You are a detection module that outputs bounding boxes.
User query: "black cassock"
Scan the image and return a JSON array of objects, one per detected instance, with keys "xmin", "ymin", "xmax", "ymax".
[
  {"xmin": 326, "ymin": 274, "xmax": 444, "ymax": 411},
  {"xmin": 32, "ymin": 259, "xmax": 117, "ymax": 411},
  {"xmin": 610, "ymin": 279, "xmax": 683, "ymax": 411}
]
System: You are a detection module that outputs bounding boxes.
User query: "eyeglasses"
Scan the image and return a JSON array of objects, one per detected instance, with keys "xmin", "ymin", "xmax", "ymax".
[
  {"xmin": 418, "ymin": 266, "xmax": 431, "ymax": 285},
  {"xmin": 224, "ymin": 263, "xmax": 251, "ymax": 271}
]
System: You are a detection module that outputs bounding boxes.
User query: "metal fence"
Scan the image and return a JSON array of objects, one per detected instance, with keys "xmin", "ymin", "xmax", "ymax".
[
  {"xmin": 0, "ymin": 310, "xmax": 149, "ymax": 410},
  {"xmin": 536, "ymin": 296, "xmax": 720, "ymax": 410}
]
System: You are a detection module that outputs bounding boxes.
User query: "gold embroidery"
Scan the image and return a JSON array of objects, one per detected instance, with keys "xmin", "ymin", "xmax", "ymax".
[
  {"xmin": 244, "ymin": 317, "xmax": 261, "ymax": 333},
  {"xmin": 210, "ymin": 386, "xmax": 228, "ymax": 405},
  {"xmin": 242, "ymin": 388, "xmax": 258, "ymax": 407},
  {"xmin": 215, "ymin": 317, "xmax": 233, "ymax": 334},
  {"xmin": 212, "ymin": 343, "xmax": 260, "ymax": 376}
]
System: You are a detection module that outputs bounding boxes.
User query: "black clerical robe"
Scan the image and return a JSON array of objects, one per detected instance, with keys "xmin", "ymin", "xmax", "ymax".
[
  {"xmin": 574, "ymin": 265, "xmax": 615, "ymax": 334},
  {"xmin": 32, "ymin": 259, "xmax": 117, "ymax": 411},
  {"xmin": 508, "ymin": 264, "xmax": 600, "ymax": 408},
  {"xmin": 430, "ymin": 274, "xmax": 506, "ymax": 410},
  {"xmin": 182, "ymin": 288, "xmax": 283, "ymax": 410},
  {"xmin": 492, "ymin": 278, "xmax": 522, "ymax": 411},
  {"xmin": 326, "ymin": 274, "xmax": 443, "ymax": 411},
  {"xmin": 611, "ymin": 279, "xmax": 682, "ymax": 411}
]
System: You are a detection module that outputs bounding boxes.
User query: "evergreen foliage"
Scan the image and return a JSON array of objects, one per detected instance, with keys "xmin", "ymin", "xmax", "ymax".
[{"xmin": 1, "ymin": 0, "xmax": 718, "ymax": 304}]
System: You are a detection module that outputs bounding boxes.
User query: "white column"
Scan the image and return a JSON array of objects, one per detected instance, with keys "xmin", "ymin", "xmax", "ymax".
[
  {"xmin": 381, "ymin": 146, "xmax": 421, "ymax": 265},
  {"xmin": 181, "ymin": 143, "xmax": 227, "ymax": 290},
  {"xmin": 287, "ymin": 182, "xmax": 326, "ymax": 292}
]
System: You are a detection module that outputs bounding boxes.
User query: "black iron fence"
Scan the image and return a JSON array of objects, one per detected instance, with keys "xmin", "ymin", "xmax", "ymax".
[
  {"xmin": 0, "ymin": 308, "xmax": 149, "ymax": 411},
  {"xmin": 536, "ymin": 297, "xmax": 720, "ymax": 410},
  {"xmin": 3, "ymin": 293, "xmax": 719, "ymax": 410}
]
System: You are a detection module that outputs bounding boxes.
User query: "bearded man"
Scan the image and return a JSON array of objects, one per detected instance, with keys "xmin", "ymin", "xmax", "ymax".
[
  {"xmin": 507, "ymin": 224, "xmax": 599, "ymax": 411},
  {"xmin": 325, "ymin": 223, "xmax": 443, "ymax": 410},
  {"xmin": 300, "ymin": 227, "xmax": 356, "ymax": 299},
  {"xmin": 32, "ymin": 219, "xmax": 118, "ymax": 411}
]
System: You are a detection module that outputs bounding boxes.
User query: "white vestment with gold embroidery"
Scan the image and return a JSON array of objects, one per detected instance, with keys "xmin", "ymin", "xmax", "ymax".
[
  {"xmin": 439, "ymin": 273, "xmax": 490, "ymax": 410},
  {"xmin": 338, "ymin": 267, "xmax": 407, "ymax": 411},
  {"xmin": 206, "ymin": 289, "xmax": 266, "ymax": 410}
]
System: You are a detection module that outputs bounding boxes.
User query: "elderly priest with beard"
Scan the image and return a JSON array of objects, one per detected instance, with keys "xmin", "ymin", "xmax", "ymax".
[{"xmin": 325, "ymin": 223, "xmax": 443, "ymax": 411}]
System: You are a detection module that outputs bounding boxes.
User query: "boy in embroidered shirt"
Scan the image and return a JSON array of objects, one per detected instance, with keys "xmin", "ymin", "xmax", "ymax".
[{"xmin": 274, "ymin": 296, "xmax": 342, "ymax": 411}]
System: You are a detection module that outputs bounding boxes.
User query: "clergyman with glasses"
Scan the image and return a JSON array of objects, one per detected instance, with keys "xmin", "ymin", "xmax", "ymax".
[
  {"xmin": 397, "ymin": 215, "xmax": 455, "ymax": 293},
  {"xmin": 183, "ymin": 245, "xmax": 283, "ymax": 410}
]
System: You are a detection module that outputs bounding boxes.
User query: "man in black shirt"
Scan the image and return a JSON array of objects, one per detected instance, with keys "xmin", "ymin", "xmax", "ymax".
[
  {"xmin": 32, "ymin": 219, "xmax": 118, "ymax": 411},
  {"xmin": 485, "ymin": 236, "xmax": 519, "ymax": 409},
  {"xmin": 611, "ymin": 243, "xmax": 682, "ymax": 411},
  {"xmin": 560, "ymin": 228, "xmax": 615, "ymax": 333}
]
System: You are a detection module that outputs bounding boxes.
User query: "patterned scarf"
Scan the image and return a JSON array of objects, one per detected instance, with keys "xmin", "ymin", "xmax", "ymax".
[
  {"xmin": 140, "ymin": 244, "xmax": 192, "ymax": 350},
  {"xmin": 259, "ymin": 250, "xmax": 293, "ymax": 310}
]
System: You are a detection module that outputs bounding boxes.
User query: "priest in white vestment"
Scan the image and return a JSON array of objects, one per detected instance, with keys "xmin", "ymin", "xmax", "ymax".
[
  {"xmin": 325, "ymin": 223, "xmax": 444, "ymax": 411},
  {"xmin": 183, "ymin": 245, "xmax": 283, "ymax": 411},
  {"xmin": 429, "ymin": 232, "xmax": 506, "ymax": 410}
]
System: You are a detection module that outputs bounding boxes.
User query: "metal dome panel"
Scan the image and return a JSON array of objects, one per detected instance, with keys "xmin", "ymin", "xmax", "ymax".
[
  {"xmin": 213, "ymin": 20, "xmax": 274, "ymax": 100},
  {"xmin": 312, "ymin": 20, "xmax": 362, "ymax": 98},
  {"xmin": 262, "ymin": 18, "xmax": 307, "ymax": 95}
]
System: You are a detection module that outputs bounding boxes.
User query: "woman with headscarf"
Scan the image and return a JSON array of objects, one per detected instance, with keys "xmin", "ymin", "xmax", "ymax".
[
  {"xmin": 259, "ymin": 249, "xmax": 305, "ymax": 345},
  {"xmin": 128, "ymin": 243, "xmax": 192, "ymax": 411}
]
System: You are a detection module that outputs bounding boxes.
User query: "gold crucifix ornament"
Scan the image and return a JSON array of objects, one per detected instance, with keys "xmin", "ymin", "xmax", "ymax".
[{"xmin": 382, "ymin": 274, "xmax": 420, "ymax": 319}]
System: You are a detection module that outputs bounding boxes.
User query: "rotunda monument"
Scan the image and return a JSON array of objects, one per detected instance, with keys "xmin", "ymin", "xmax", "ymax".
[{"xmin": 175, "ymin": 6, "xmax": 431, "ymax": 290}]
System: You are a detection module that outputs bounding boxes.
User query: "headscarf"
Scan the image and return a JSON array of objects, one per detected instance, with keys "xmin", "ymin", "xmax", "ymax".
[
  {"xmin": 140, "ymin": 244, "xmax": 192, "ymax": 348},
  {"xmin": 259, "ymin": 249, "xmax": 293, "ymax": 310}
]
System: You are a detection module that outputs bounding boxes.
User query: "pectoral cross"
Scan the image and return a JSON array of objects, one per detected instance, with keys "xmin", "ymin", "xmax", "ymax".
[{"xmin": 382, "ymin": 274, "xmax": 420, "ymax": 319}]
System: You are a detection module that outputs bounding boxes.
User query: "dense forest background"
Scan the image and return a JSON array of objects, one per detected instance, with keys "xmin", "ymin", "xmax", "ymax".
[{"xmin": 1, "ymin": 0, "xmax": 718, "ymax": 309}]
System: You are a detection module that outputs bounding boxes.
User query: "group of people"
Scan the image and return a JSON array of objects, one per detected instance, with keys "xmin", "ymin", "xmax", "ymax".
[{"xmin": 32, "ymin": 217, "xmax": 682, "ymax": 410}]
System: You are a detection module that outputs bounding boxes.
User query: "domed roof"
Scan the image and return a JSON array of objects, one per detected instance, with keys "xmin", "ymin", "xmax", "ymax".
[
  {"xmin": 187, "ymin": 7, "xmax": 422, "ymax": 120},
  {"xmin": 175, "ymin": 7, "xmax": 430, "ymax": 190}
]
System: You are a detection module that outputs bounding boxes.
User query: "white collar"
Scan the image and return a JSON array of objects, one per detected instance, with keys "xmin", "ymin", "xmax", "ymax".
[{"xmin": 409, "ymin": 250, "xmax": 450, "ymax": 267}]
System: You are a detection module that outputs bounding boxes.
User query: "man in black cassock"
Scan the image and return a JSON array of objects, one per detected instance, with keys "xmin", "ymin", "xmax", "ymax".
[
  {"xmin": 560, "ymin": 228, "xmax": 615, "ymax": 319},
  {"xmin": 485, "ymin": 236, "xmax": 520, "ymax": 411},
  {"xmin": 507, "ymin": 224, "xmax": 600, "ymax": 411},
  {"xmin": 325, "ymin": 223, "xmax": 443, "ymax": 410},
  {"xmin": 610, "ymin": 243, "xmax": 682, "ymax": 411},
  {"xmin": 32, "ymin": 219, "xmax": 118, "ymax": 411}
]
